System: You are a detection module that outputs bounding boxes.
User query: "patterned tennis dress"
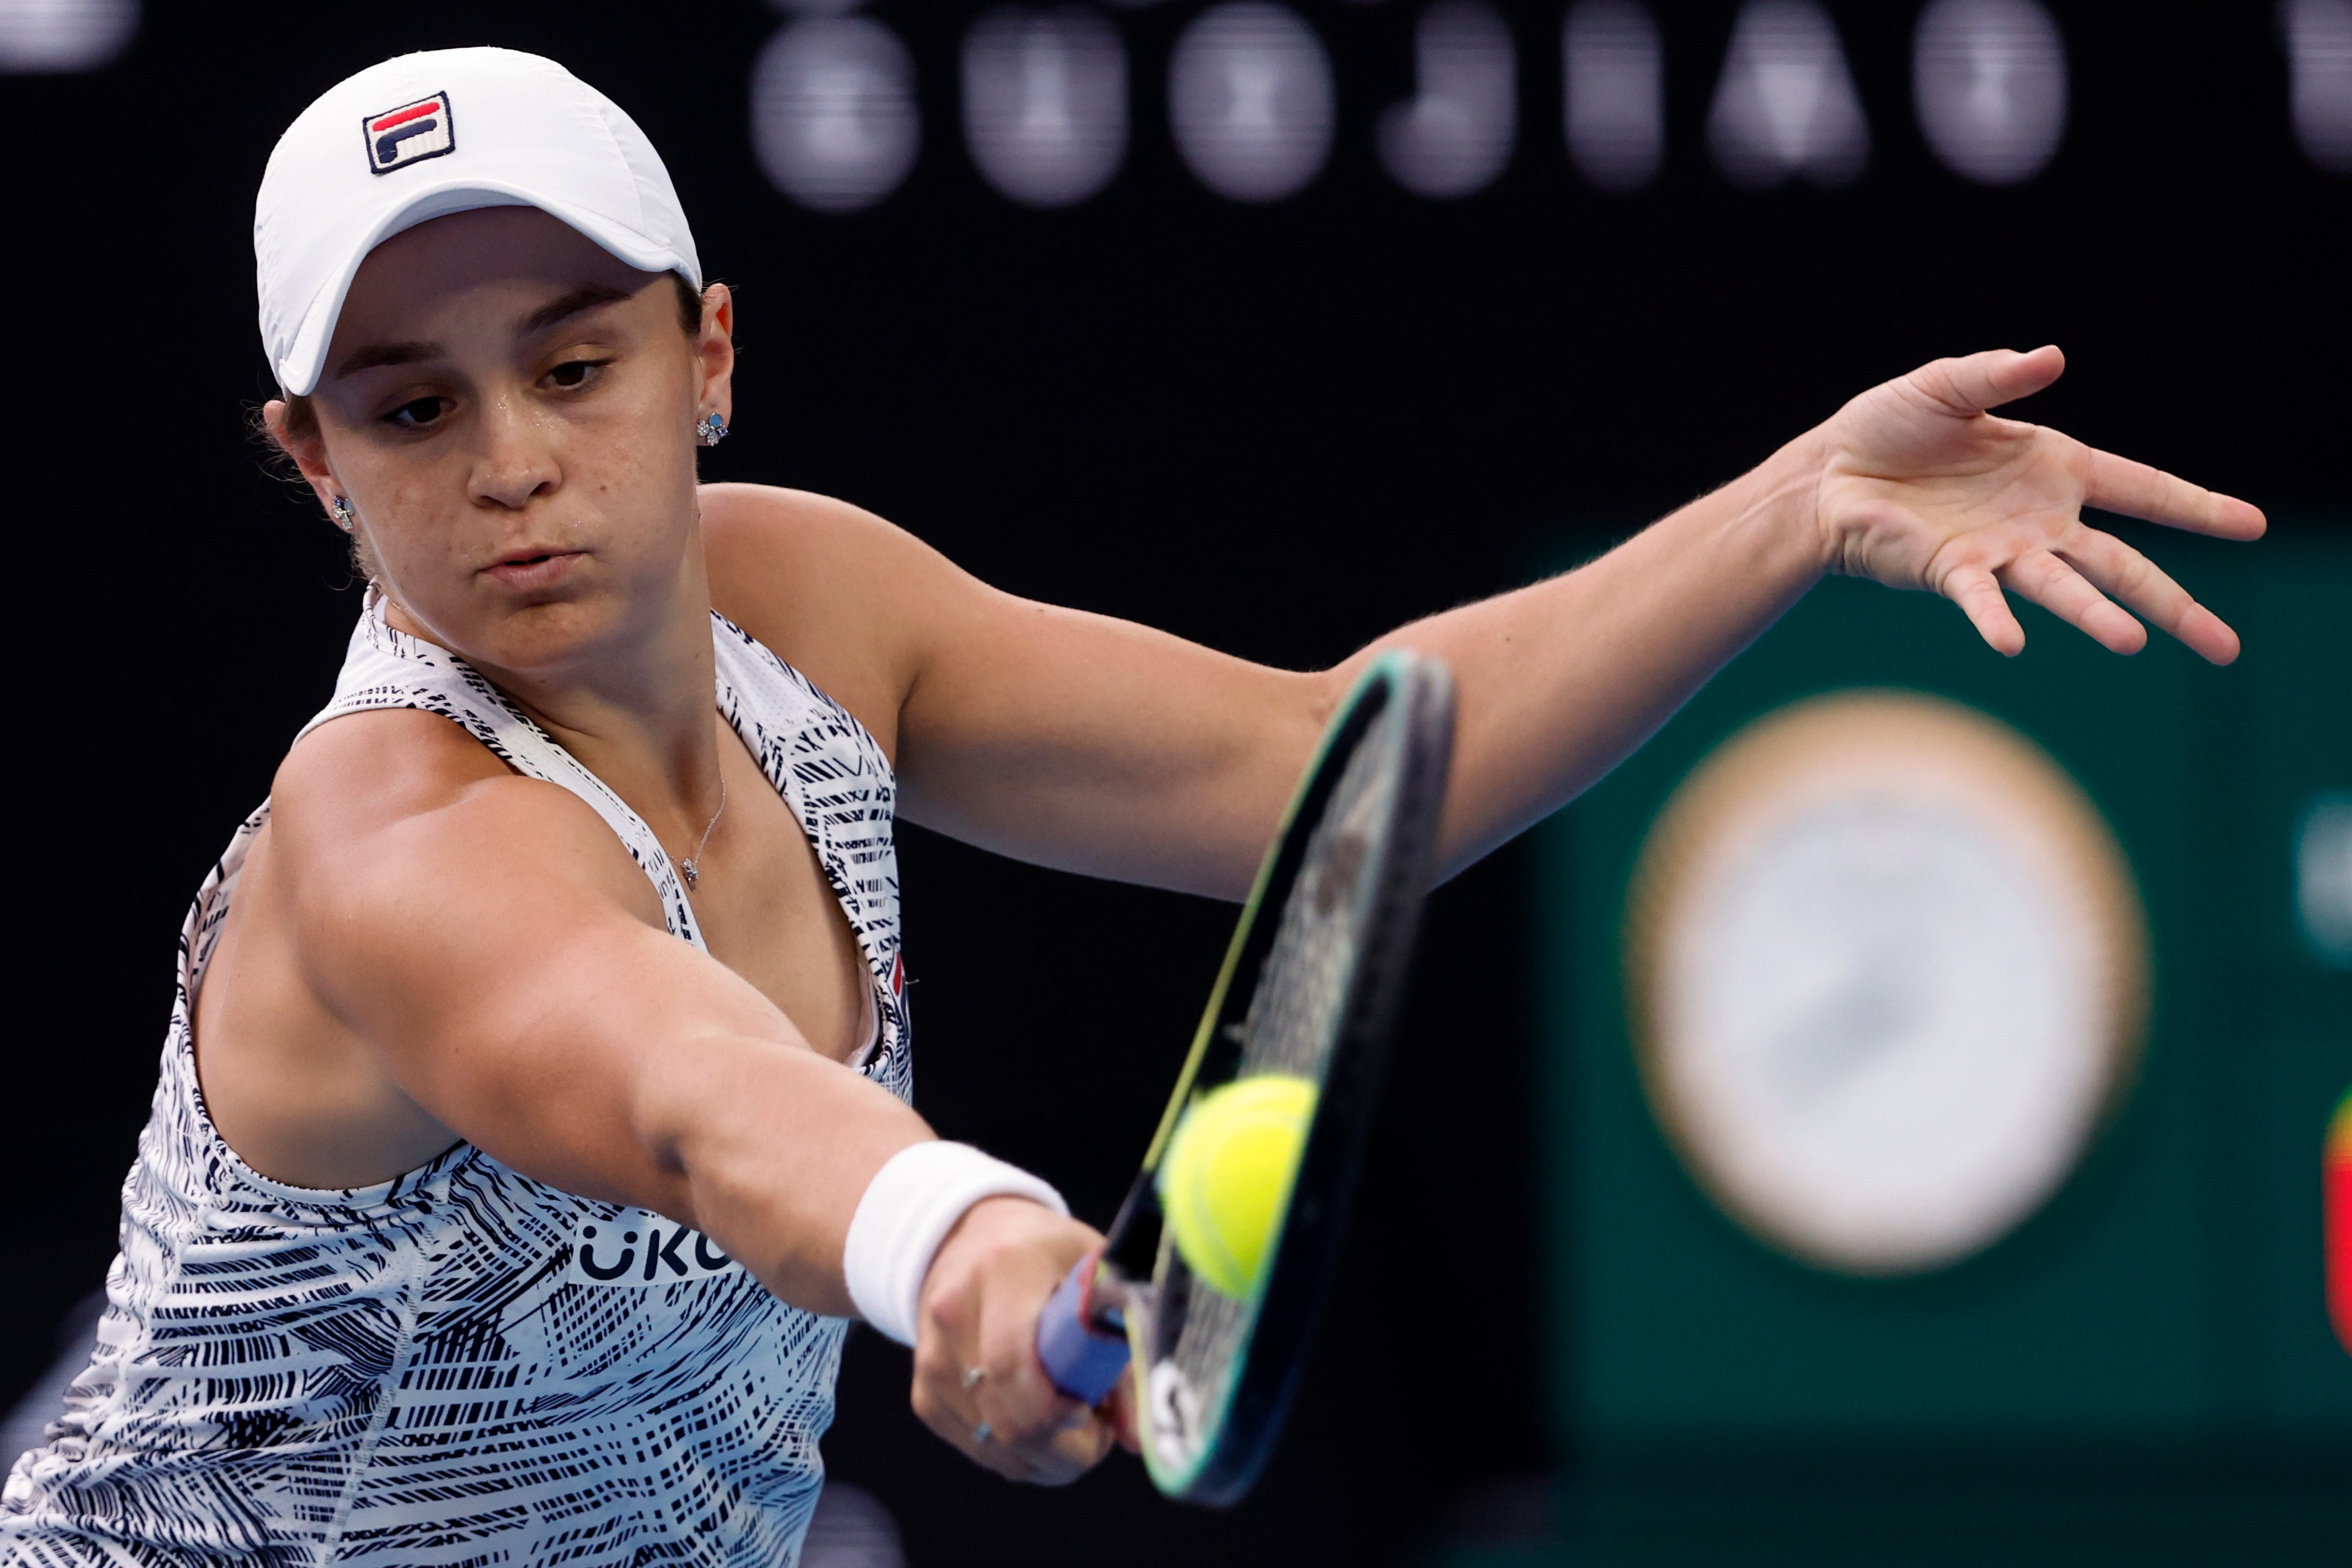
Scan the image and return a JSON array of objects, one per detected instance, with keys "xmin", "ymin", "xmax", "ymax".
[{"xmin": 1, "ymin": 596, "xmax": 911, "ymax": 1567}]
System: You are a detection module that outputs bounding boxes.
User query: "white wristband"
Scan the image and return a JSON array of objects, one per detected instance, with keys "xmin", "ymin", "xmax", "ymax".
[{"xmin": 842, "ymin": 1142, "xmax": 1067, "ymax": 1347}]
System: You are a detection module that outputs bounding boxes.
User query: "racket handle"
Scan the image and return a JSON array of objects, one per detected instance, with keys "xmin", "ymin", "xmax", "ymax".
[{"xmin": 1036, "ymin": 1254, "xmax": 1130, "ymax": 1405}]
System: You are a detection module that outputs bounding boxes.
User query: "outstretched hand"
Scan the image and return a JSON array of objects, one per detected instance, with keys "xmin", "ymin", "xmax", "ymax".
[{"xmin": 1809, "ymin": 346, "xmax": 2265, "ymax": 662}]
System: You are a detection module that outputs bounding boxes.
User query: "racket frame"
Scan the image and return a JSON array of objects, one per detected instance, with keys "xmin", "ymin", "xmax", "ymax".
[{"xmin": 1091, "ymin": 649, "xmax": 1455, "ymax": 1504}]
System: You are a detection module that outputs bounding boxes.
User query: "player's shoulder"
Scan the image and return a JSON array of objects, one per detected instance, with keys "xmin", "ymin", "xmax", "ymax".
[
  {"xmin": 274, "ymin": 704, "xmax": 497, "ymax": 819},
  {"xmin": 697, "ymin": 483, "xmax": 912, "ymax": 577},
  {"xmin": 269, "ymin": 709, "xmax": 635, "ymax": 906},
  {"xmin": 697, "ymin": 484, "xmax": 950, "ymax": 753},
  {"xmin": 276, "ymin": 704, "xmax": 506, "ymax": 819}
]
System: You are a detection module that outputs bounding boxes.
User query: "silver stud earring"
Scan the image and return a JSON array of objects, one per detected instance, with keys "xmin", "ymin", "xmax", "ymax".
[
  {"xmin": 329, "ymin": 495, "xmax": 356, "ymax": 533},
  {"xmin": 696, "ymin": 411, "xmax": 729, "ymax": 447}
]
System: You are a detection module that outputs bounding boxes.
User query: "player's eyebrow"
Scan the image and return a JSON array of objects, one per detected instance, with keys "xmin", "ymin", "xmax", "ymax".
[
  {"xmin": 331, "ymin": 339, "xmax": 443, "ymax": 378},
  {"xmin": 517, "ymin": 283, "xmax": 635, "ymax": 337},
  {"xmin": 327, "ymin": 283, "xmax": 637, "ymax": 380}
]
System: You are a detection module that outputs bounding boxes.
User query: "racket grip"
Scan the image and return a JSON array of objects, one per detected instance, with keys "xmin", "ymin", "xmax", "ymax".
[{"xmin": 1036, "ymin": 1254, "xmax": 1130, "ymax": 1405}]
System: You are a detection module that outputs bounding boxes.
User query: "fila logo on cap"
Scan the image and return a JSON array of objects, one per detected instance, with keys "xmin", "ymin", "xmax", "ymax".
[{"xmin": 363, "ymin": 92, "xmax": 455, "ymax": 176}]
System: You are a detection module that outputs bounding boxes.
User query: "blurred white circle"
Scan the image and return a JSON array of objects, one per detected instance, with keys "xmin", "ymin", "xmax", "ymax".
[
  {"xmin": 0, "ymin": 0, "xmax": 138, "ymax": 73},
  {"xmin": 1630, "ymin": 693, "xmax": 2146, "ymax": 1276},
  {"xmin": 1912, "ymin": 0, "xmax": 2069, "ymax": 185},
  {"xmin": 751, "ymin": 17, "xmax": 921, "ymax": 214},
  {"xmin": 964, "ymin": 7, "xmax": 1128, "ymax": 209},
  {"xmin": 1168, "ymin": 3, "xmax": 1334, "ymax": 203}
]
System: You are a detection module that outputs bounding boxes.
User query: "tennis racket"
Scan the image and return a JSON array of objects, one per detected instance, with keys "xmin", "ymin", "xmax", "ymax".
[{"xmin": 1034, "ymin": 649, "xmax": 1456, "ymax": 1505}]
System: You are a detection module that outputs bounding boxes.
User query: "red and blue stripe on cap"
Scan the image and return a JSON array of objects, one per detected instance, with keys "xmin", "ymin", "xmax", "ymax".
[{"xmin": 363, "ymin": 92, "xmax": 455, "ymax": 175}]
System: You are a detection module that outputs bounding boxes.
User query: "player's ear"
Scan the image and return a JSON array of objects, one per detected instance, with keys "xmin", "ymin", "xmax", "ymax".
[
  {"xmin": 263, "ymin": 399, "xmax": 325, "ymax": 473},
  {"xmin": 692, "ymin": 283, "xmax": 734, "ymax": 430},
  {"xmin": 261, "ymin": 396, "xmax": 344, "ymax": 518}
]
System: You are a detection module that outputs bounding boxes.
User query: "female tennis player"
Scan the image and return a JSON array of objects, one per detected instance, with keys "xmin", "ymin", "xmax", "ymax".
[{"xmin": 0, "ymin": 46, "xmax": 2262, "ymax": 1568}]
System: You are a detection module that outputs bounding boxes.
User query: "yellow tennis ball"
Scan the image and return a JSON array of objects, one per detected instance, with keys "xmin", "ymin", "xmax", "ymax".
[{"xmin": 1158, "ymin": 1074, "xmax": 1318, "ymax": 1300}]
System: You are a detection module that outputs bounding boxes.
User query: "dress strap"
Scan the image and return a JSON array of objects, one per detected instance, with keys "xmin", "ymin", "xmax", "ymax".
[
  {"xmin": 297, "ymin": 593, "xmax": 706, "ymax": 950},
  {"xmin": 711, "ymin": 613, "xmax": 909, "ymax": 1088}
]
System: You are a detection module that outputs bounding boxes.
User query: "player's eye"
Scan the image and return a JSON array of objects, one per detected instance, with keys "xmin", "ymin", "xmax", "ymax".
[
  {"xmin": 546, "ymin": 358, "xmax": 611, "ymax": 390},
  {"xmin": 386, "ymin": 396, "xmax": 451, "ymax": 430}
]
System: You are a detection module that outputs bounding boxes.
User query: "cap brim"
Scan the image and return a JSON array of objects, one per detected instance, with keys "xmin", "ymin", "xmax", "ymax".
[{"xmin": 275, "ymin": 178, "xmax": 699, "ymax": 397}]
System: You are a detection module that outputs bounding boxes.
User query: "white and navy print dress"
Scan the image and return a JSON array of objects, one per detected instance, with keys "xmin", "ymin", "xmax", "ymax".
[{"xmin": 1, "ymin": 596, "xmax": 911, "ymax": 1567}]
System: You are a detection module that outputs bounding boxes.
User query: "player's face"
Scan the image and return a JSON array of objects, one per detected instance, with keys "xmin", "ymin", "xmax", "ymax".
[{"xmin": 294, "ymin": 206, "xmax": 729, "ymax": 681}]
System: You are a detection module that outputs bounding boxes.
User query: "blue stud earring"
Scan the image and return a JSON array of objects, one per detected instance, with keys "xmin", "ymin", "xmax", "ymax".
[
  {"xmin": 329, "ymin": 495, "xmax": 356, "ymax": 532},
  {"xmin": 696, "ymin": 411, "xmax": 729, "ymax": 447}
]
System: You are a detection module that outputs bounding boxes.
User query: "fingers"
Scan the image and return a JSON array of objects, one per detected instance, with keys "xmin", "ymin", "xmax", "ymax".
[
  {"xmin": 1996, "ymin": 548, "xmax": 2148, "ymax": 655},
  {"xmin": 2056, "ymin": 528, "xmax": 2243, "ymax": 665},
  {"xmin": 914, "ymin": 1337, "xmax": 1106, "ymax": 1482},
  {"xmin": 910, "ymin": 1337, "xmax": 1028, "ymax": 1480},
  {"xmin": 1910, "ymin": 346, "xmax": 2065, "ymax": 418},
  {"xmin": 909, "ymin": 1201, "xmax": 1121, "ymax": 1485},
  {"xmin": 973, "ymin": 1291, "xmax": 1110, "ymax": 1485},
  {"xmin": 2085, "ymin": 448, "xmax": 2267, "ymax": 540},
  {"xmin": 1106, "ymin": 1368, "xmax": 1142, "ymax": 1455},
  {"xmin": 1939, "ymin": 561, "xmax": 2028, "ymax": 657},
  {"xmin": 1942, "ymin": 532, "xmax": 2247, "ymax": 664}
]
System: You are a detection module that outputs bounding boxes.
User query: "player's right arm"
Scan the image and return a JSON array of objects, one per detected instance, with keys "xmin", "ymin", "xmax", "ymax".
[
  {"xmin": 263, "ymin": 708, "xmax": 1120, "ymax": 1480},
  {"xmin": 269, "ymin": 706, "xmax": 928, "ymax": 1315}
]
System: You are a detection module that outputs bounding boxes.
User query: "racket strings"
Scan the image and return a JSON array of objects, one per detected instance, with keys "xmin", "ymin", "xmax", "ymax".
[{"xmin": 1155, "ymin": 701, "xmax": 1407, "ymax": 1463}]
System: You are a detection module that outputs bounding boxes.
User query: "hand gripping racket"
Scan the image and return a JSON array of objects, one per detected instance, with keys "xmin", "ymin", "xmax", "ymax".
[{"xmin": 1034, "ymin": 649, "xmax": 1456, "ymax": 1505}]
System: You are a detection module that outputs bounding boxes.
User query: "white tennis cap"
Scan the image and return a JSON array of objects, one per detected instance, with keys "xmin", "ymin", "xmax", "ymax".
[{"xmin": 255, "ymin": 47, "xmax": 701, "ymax": 397}]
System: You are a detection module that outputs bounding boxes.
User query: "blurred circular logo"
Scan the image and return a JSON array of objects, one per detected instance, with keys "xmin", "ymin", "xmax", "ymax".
[{"xmin": 1626, "ymin": 690, "xmax": 2148, "ymax": 1275}]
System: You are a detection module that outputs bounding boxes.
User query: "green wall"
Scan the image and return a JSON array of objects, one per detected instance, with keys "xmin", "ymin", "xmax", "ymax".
[{"xmin": 1501, "ymin": 524, "xmax": 2351, "ymax": 1564}]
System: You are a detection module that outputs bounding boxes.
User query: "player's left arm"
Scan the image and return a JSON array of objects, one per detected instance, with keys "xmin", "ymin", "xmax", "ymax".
[
  {"xmin": 702, "ymin": 482, "xmax": 1325, "ymax": 899},
  {"xmin": 705, "ymin": 347, "xmax": 2262, "ymax": 896},
  {"xmin": 1337, "ymin": 346, "xmax": 2264, "ymax": 876}
]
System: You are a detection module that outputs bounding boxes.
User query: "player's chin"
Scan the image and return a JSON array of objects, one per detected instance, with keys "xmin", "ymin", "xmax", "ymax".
[{"xmin": 465, "ymin": 586, "xmax": 630, "ymax": 669}]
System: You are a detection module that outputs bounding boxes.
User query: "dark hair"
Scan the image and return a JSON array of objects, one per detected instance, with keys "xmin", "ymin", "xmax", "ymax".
[{"xmin": 273, "ymin": 270, "xmax": 707, "ymax": 447}]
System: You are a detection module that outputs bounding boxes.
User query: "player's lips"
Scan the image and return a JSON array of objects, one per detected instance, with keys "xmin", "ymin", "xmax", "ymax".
[{"xmin": 481, "ymin": 548, "xmax": 588, "ymax": 591}]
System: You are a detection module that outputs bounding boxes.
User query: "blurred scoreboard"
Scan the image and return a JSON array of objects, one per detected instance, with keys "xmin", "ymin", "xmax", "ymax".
[
  {"xmin": 13, "ymin": 3, "xmax": 2349, "ymax": 201},
  {"xmin": 1532, "ymin": 524, "xmax": 2351, "ymax": 1563}
]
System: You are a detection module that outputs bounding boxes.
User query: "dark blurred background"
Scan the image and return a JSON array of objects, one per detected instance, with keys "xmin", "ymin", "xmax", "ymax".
[{"xmin": 0, "ymin": 2, "xmax": 2345, "ymax": 1564}]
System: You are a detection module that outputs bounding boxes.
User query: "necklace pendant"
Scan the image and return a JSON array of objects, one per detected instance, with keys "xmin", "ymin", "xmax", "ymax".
[{"xmin": 680, "ymin": 859, "xmax": 700, "ymax": 889}]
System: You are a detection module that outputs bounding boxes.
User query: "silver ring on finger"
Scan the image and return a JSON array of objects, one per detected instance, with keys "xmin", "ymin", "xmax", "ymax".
[
  {"xmin": 961, "ymin": 1367, "xmax": 985, "ymax": 1391},
  {"xmin": 971, "ymin": 1421, "xmax": 993, "ymax": 1445}
]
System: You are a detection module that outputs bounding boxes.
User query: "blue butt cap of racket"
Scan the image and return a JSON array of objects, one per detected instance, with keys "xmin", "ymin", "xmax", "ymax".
[{"xmin": 1036, "ymin": 1256, "xmax": 1129, "ymax": 1405}]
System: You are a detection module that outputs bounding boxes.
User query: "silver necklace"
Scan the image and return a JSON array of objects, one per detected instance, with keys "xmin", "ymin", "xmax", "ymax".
[{"xmin": 677, "ymin": 778, "xmax": 728, "ymax": 890}]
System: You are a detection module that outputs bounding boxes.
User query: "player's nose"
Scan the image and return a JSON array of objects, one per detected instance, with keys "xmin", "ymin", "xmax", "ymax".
[{"xmin": 468, "ymin": 393, "xmax": 562, "ymax": 512}]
